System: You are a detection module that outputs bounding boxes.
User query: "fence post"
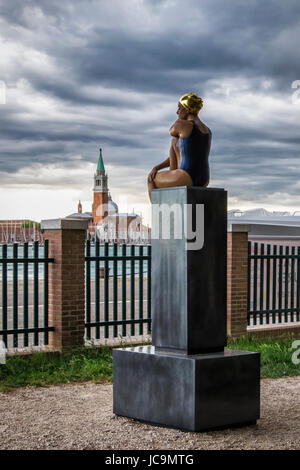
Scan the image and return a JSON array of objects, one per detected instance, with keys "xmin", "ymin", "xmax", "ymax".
[
  {"xmin": 227, "ymin": 225, "xmax": 250, "ymax": 339},
  {"xmin": 41, "ymin": 218, "xmax": 88, "ymax": 351}
]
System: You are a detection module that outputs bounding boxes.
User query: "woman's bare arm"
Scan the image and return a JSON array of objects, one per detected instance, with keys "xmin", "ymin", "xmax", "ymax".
[
  {"xmin": 155, "ymin": 157, "xmax": 170, "ymax": 171},
  {"xmin": 169, "ymin": 120, "xmax": 179, "ymax": 137},
  {"xmin": 169, "ymin": 119, "xmax": 193, "ymax": 138},
  {"xmin": 148, "ymin": 157, "xmax": 170, "ymax": 182}
]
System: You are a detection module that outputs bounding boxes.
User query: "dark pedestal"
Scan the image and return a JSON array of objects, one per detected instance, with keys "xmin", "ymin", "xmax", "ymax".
[
  {"xmin": 151, "ymin": 187, "xmax": 227, "ymax": 354},
  {"xmin": 112, "ymin": 187, "xmax": 260, "ymax": 432},
  {"xmin": 113, "ymin": 346, "xmax": 260, "ymax": 432}
]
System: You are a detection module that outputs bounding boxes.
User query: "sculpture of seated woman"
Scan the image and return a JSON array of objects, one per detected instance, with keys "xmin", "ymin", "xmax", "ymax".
[{"xmin": 147, "ymin": 93, "xmax": 212, "ymax": 201}]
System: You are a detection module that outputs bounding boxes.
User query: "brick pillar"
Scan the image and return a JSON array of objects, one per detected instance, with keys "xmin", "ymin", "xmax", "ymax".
[
  {"xmin": 227, "ymin": 227, "xmax": 250, "ymax": 339},
  {"xmin": 41, "ymin": 218, "xmax": 88, "ymax": 351}
]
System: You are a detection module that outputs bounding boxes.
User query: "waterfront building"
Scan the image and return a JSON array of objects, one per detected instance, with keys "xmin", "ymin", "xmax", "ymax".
[
  {"xmin": 0, "ymin": 219, "xmax": 42, "ymax": 243},
  {"xmin": 66, "ymin": 148, "xmax": 151, "ymax": 243}
]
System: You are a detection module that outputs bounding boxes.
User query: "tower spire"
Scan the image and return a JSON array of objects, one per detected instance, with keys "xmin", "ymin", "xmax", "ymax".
[
  {"xmin": 93, "ymin": 147, "xmax": 109, "ymax": 225},
  {"xmin": 97, "ymin": 148, "xmax": 105, "ymax": 172},
  {"xmin": 94, "ymin": 147, "xmax": 108, "ymax": 192}
]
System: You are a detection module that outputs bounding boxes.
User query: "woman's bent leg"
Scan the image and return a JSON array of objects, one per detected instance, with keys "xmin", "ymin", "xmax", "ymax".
[
  {"xmin": 154, "ymin": 169, "xmax": 193, "ymax": 189},
  {"xmin": 148, "ymin": 167, "xmax": 192, "ymax": 202},
  {"xmin": 147, "ymin": 174, "xmax": 156, "ymax": 202}
]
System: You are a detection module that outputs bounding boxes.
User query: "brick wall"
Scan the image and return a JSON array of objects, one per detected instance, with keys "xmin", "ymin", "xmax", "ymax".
[
  {"xmin": 227, "ymin": 231, "xmax": 249, "ymax": 338},
  {"xmin": 247, "ymin": 325, "xmax": 300, "ymax": 340},
  {"xmin": 42, "ymin": 218, "xmax": 87, "ymax": 351},
  {"xmin": 227, "ymin": 230, "xmax": 300, "ymax": 340},
  {"xmin": 40, "ymin": 218, "xmax": 298, "ymax": 351}
]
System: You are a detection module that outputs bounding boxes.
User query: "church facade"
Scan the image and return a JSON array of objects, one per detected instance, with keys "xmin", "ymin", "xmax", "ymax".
[{"xmin": 66, "ymin": 149, "xmax": 150, "ymax": 243}]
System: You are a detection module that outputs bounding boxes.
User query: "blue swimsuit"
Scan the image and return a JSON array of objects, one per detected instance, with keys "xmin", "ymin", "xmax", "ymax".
[{"xmin": 178, "ymin": 121, "xmax": 211, "ymax": 186}]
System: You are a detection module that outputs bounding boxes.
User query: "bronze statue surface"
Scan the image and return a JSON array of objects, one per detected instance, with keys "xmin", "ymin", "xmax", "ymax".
[{"xmin": 147, "ymin": 93, "xmax": 212, "ymax": 201}]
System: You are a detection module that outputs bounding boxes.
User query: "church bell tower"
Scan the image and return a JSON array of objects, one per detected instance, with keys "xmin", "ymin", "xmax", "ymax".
[{"xmin": 92, "ymin": 148, "xmax": 109, "ymax": 225}]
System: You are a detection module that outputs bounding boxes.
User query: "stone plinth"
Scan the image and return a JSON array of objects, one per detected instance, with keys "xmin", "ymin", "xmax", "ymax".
[
  {"xmin": 151, "ymin": 187, "xmax": 227, "ymax": 354},
  {"xmin": 113, "ymin": 187, "xmax": 260, "ymax": 432},
  {"xmin": 113, "ymin": 346, "xmax": 260, "ymax": 432}
]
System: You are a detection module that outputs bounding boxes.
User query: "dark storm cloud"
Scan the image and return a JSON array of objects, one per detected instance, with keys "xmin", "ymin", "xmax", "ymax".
[
  {"xmin": 32, "ymin": 0, "xmax": 299, "ymax": 95},
  {"xmin": 73, "ymin": 33, "xmax": 247, "ymax": 95},
  {"xmin": 3, "ymin": 0, "xmax": 299, "ymax": 94},
  {"xmin": 0, "ymin": 115, "xmax": 147, "ymax": 147},
  {"xmin": 0, "ymin": 0, "xmax": 300, "ymax": 208},
  {"xmin": 0, "ymin": 0, "xmax": 68, "ymax": 26}
]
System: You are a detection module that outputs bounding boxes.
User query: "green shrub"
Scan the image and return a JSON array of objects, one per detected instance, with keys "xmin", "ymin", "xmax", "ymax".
[{"xmin": 0, "ymin": 337, "xmax": 299, "ymax": 392}]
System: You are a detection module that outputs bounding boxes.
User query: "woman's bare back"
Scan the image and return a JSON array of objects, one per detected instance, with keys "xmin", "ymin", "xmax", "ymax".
[{"xmin": 193, "ymin": 117, "xmax": 210, "ymax": 135}]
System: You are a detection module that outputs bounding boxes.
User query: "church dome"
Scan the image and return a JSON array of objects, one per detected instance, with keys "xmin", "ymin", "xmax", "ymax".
[{"xmin": 108, "ymin": 192, "xmax": 118, "ymax": 215}]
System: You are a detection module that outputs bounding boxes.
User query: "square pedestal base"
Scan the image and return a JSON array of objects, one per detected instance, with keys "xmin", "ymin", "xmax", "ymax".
[{"xmin": 113, "ymin": 346, "xmax": 260, "ymax": 432}]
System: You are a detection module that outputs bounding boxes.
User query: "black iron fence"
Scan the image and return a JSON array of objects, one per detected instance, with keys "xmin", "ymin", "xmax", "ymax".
[
  {"xmin": 247, "ymin": 241, "xmax": 300, "ymax": 326},
  {"xmin": 0, "ymin": 241, "xmax": 54, "ymax": 348},
  {"xmin": 0, "ymin": 240, "xmax": 152, "ymax": 350},
  {"xmin": 85, "ymin": 241, "xmax": 152, "ymax": 340},
  {"xmin": 3, "ymin": 239, "xmax": 299, "ymax": 350}
]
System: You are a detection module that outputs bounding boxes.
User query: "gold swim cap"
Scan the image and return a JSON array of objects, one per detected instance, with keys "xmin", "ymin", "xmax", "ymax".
[{"xmin": 179, "ymin": 93, "xmax": 203, "ymax": 115}]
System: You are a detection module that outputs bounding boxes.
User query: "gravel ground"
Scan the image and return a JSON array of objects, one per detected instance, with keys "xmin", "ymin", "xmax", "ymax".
[{"xmin": 0, "ymin": 377, "xmax": 299, "ymax": 450}]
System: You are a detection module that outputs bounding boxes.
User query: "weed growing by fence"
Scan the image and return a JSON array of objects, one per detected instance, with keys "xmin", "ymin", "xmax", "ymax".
[
  {"xmin": 228, "ymin": 336, "xmax": 300, "ymax": 378},
  {"xmin": 0, "ymin": 346, "xmax": 113, "ymax": 392},
  {"xmin": 0, "ymin": 337, "xmax": 299, "ymax": 392}
]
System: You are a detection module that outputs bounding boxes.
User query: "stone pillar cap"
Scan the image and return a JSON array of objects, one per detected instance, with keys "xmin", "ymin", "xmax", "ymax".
[
  {"xmin": 41, "ymin": 218, "xmax": 89, "ymax": 230},
  {"xmin": 228, "ymin": 223, "xmax": 251, "ymax": 233},
  {"xmin": 153, "ymin": 186, "xmax": 225, "ymax": 192}
]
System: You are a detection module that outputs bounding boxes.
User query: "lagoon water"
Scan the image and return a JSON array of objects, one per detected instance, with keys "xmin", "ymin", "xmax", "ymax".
[{"xmin": 1, "ymin": 244, "xmax": 150, "ymax": 281}]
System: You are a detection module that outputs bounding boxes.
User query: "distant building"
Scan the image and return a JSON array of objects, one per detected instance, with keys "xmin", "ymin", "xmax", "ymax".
[
  {"xmin": 0, "ymin": 220, "xmax": 42, "ymax": 243},
  {"xmin": 228, "ymin": 208, "xmax": 296, "ymax": 218},
  {"xmin": 66, "ymin": 148, "xmax": 151, "ymax": 243},
  {"xmin": 228, "ymin": 207, "xmax": 300, "ymax": 245}
]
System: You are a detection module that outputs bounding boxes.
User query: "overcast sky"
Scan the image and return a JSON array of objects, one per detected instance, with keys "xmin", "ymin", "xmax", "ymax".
[{"xmin": 0, "ymin": 0, "xmax": 300, "ymax": 226}]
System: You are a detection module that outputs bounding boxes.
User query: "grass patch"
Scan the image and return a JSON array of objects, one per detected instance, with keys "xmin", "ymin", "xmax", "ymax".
[
  {"xmin": 0, "ymin": 346, "xmax": 113, "ymax": 392},
  {"xmin": 227, "ymin": 336, "xmax": 300, "ymax": 378},
  {"xmin": 0, "ymin": 337, "xmax": 299, "ymax": 392}
]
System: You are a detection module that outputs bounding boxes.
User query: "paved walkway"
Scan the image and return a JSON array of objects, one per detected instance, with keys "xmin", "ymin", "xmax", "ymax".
[{"xmin": 0, "ymin": 377, "xmax": 299, "ymax": 450}]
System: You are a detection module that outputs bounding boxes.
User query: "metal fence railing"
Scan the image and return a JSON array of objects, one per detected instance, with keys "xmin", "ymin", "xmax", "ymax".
[
  {"xmin": 247, "ymin": 241, "xmax": 300, "ymax": 327},
  {"xmin": 85, "ymin": 241, "xmax": 151, "ymax": 340},
  {"xmin": 0, "ymin": 240, "xmax": 54, "ymax": 349},
  {"xmin": 3, "ymin": 238, "xmax": 300, "ymax": 350}
]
